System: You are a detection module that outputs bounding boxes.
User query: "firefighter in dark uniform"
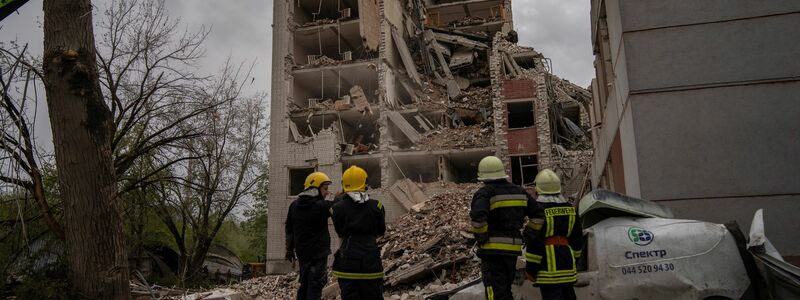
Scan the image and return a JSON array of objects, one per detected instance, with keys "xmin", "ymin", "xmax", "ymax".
[
  {"xmin": 285, "ymin": 172, "xmax": 334, "ymax": 300},
  {"xmin": 330, "ymin": 166, "xmax": 386, "ymax": 299},
  {"xmin": 524, "ymin": 169, "xmax": 583, "ymax": 300},
  {"xmin": 470, "ymin": 156, "xmax": 541, "ymax": 300}
]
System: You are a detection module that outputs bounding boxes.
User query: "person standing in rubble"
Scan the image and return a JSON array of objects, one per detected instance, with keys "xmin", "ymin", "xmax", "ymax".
[
  {"xmin": 470, "ymin": 156, "xmax": 540, "ymax": 300},
  {"xmin": 285, "ymin": 172, "xmax": 334, "ymax": 300},
  {"xmin": 330, "ymin": 165, "xmax": 386, "ymax": 299},
  {"xmin": 523, "ymin": 169, "xmax": 583, "ymax": 300}
]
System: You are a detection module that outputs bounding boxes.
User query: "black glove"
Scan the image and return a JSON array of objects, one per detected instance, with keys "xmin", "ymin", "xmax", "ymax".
[{"xmin": 523, "ymin": 227, "xmax": 537, "ymax": 244}]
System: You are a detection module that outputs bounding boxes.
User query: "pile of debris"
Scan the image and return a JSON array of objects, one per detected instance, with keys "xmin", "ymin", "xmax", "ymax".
[
  {"xmin": 228, "ymin": 273, "xmax": 301, "ymax": 299},
  {"xmin": 418, "ymin": 124, "xmax": 493, "ymax": 150},
  {"xmin": 381, "ymin": 184, "xmax": 484, "ymax": 297},
  {"xmin": 449, "ymin": 86, "xmax": 492, "ymax": 110},
  {"xmin": 219, "ymin": 184, "xmax": 486, "ymax": 299}
]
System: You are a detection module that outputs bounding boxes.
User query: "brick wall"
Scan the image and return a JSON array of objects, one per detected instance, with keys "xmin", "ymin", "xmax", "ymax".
[
  {"xmin": 502, "ymin": 79, "xmax": 535, "ymax": 99},
  {"xmin": 506, "ymin": 127, "xmax": 538, "ymax": 154}
]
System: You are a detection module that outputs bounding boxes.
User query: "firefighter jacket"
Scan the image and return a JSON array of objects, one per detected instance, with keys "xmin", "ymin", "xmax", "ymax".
[
  {"xmin": 285, "ymin": 189, "xmax": 336, "ymax": 261},
  {"xmin": 524, "ymin": 195, "xmax": 583, "ymax": 285},
  {"xmin": 330, "ymin": 192, "xmax": 386, "ymax": 280},
  {"xmin": 469, "ymin": 180, "xmax": 541, "ymax": 256}
]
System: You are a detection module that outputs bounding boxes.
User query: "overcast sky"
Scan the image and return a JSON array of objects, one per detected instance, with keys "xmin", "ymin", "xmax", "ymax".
[{"xmin": 0, "ymin": 0, "xmax": 592, "ymax": 149}]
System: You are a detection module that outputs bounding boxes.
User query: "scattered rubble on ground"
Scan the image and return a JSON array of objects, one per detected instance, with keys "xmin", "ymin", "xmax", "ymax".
[
  {"xmin": 227, "ymin": 273, "xmax": 302, "ymax": 300},
  {"xmin": 381, "ymin": 184, "xmax": 484, "ymax": 298},
  {"xmin": 221, "ymin": 184, "xmax": 485, "ymax": 299}
]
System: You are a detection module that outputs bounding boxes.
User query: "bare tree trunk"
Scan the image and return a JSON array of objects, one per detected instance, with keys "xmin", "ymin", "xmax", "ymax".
[{"xmin": 41, "ymin": 0, "xmax": 130, "ymax": 299}]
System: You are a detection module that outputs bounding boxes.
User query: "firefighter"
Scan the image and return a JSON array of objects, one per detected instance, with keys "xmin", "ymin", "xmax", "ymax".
[
  {"xmin": 523, "ymin": 169, "xmax": 583, "ymax": 300},
  {"xmin": 330, "ymin": 166, "xmax": 386, "ymax": 299},
  {"xmin": 470, "ymin": 156, "xmax": 541, "ymax": 300},
  {"xmin": 285, "ymin": 172, "xmax": 334, "ymax": 300}
]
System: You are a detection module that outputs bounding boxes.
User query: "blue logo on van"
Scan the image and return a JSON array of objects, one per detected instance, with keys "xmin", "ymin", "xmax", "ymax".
[{"xmin": 628, "ymin": 227, "xmax": 654, "ymax": 246}]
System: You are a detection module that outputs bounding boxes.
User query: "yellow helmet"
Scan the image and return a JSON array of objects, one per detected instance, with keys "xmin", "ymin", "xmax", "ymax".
[
  {"xmin": 535, "ymin": 169, "xmax": 561, "ymax": 195},
  {"xmin": 342, "ymin": 166, "xmax": 368, "ymax": 192},
  {"xmin": 304, "ymin": 172, "xmax": 332, "ymax": 189},
  {"xmin": 477, "ymin": 156, "xmax": 508, "ymax": 181}
]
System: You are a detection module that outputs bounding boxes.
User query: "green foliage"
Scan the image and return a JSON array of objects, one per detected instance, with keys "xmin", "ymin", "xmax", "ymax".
[
  {"xmin": 8, "ymin": 254, "xmax": 69, "ymax": 299},
  {"xmin": 240, "ymin": 175, "xmax": 268, "ymax": 262}
]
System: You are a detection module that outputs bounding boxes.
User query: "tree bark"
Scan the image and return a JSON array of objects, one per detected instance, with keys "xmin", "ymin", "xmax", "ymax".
[{"xmin": 41, "ymin": 0, "xmax": 130, "ymax": 299}]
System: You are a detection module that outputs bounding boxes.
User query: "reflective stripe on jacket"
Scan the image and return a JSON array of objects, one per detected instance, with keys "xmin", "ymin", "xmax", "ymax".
[
  {"xmin": 525, "ymin": 199, "xmax": 583, "ymax": 285},
  {"xmin": 470, "ymin": 180, "xmax": 541, "ymax": 256}
]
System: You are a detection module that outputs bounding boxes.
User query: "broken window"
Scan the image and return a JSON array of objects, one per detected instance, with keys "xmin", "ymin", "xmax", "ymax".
[
  {"xmin": 388, "ymin": 154, "xmax": 439, "ymax": 184},
  {"xmin": 292, "ymin": 62, "xmax": 378, "ymax": 110},
  {"xmin": 294, "ymin": 0, "xmax": 359, "ymax": 26},
  {"xmin": 340, "ymin": 111, "xmax": 380, "ymax": 155},
  {"xmin": 293, "ymin": 19, "xmax": 374, "ymax": 65},
  {"xmin": 442, "ymin": 150, "xmax": 493, "ymax": 183},
  {"xmin": 507, "ymin": 101, "xmax": 534, "ymax": 129},
  {"xmin": 510, "ymin": 155, "xmax": 537, "ymax": 186},
  {"xmin": 288, "ymin": 114, "xmax": 338, "ymax": 143},
  {"xmin": 289, "ymin": 167, "xmax": 316, "ymax": 195}
]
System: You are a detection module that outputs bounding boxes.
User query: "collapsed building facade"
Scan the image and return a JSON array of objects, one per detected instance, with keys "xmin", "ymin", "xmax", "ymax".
[{"xmin": 266, "ymin": 0, "xmax": 593, "ymax": 272}]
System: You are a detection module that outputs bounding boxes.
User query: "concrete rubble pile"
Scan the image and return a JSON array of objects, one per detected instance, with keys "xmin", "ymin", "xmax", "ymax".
[
  {"xmin": 381, "ymin": 184, "xmax": 484, "ymax": 298},
  {"xmin": 221, "ymin": 184, "xmax": 487, "ymax": 299},
  {"xmin": 449, "ymin": 86, "xmax": 492, "ymax": 110},
  {"xmin": 418, "ymin": 124, "xmax": 493, "ymax": 150},
  {"xmin": 228, "ymin": 272, "xmax": 301, "ymax": 299}
]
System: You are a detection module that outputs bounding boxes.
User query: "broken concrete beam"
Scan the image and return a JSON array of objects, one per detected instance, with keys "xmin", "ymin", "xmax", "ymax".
[
  {"xmin": 386, "ymin": 111, "xmax": 421, "ymax": 143},
  {"xmin": 385, "ymin": 254, "xmax": 471, "ymax": 287},
  {"xmin": 417, "ymin": 235, "xmax": 443, "ymax": 253},
  {"xmin": 288, "ymin": 121, "xmax": 302, "ymax": 142},
  {"xmin": 391, "ymin": 27, "xmax": 423, "ymax": 86},
  {"xmin": 433, "ymin": 31, "xmax": 489, "ymax": 50},
  {"xmin": 389, "ymin": 178, "xmax": 429, "ymax": 211},
  {"xmin": 431, "ymin": 40, "xmax": 452, "ymax": 57},
  {"xmin": 386, "ymin": 257, "xmax": 436, "ymax": 286},
  {"xmin": 415, "ymin": 115, "xmax": 432, "ymax": 132},
  {"xmin": 449, "ymin": 49, "xmax": 475, "ymax": 69}
]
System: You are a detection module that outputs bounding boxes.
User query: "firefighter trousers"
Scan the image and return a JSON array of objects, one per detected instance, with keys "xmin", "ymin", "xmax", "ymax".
[
  {"xmin": 539, "ymin": 283, "xmax": 576, "ymax": 300},
  {"xmin": 480, "ymin": 255, "xmax": 518, "ymax": 300},
  {"xmin": 338, "ymin": 278, "xmax": 383, "ymax": 300},
  {"xmin": 297, "ymin": 257, "xmax": 327, "ymax": 300}
]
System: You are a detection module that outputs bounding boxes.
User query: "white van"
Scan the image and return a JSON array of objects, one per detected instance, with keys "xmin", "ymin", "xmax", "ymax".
[{"xmin": 450, "ymin": 189, "xmax": 755, "ymax": 300}]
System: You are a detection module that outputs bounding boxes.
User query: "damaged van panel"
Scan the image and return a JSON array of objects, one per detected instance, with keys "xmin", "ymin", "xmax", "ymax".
[
  {"xmin": 578, "ymin": 189, "xmax": 674, "ymax": 228},
  {"xmin": 583, "ymin": 217, "xmax": 750, "ymax": 300}
]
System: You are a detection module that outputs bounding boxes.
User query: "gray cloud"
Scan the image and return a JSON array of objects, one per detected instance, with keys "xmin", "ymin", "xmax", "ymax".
[
  {"xmin": 0, "ymin": 0, "xmax": 593, "ymax": 152},
  {"xmin": 513, "ymin": 0, "xmax": 593, "ymax": 87}
]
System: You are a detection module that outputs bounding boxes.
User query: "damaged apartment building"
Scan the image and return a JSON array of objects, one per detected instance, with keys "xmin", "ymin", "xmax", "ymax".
[{"xmin": 266, "ymin": 0, "xmax": 594, "ymax": 272}]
